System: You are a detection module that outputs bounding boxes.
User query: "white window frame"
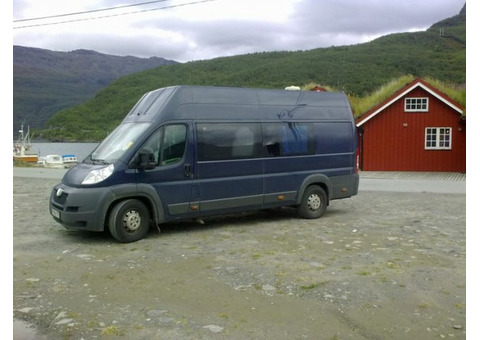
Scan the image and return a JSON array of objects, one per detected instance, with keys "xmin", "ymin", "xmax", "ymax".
[
  {"xmin": 425, "ymin": 127, "xmax": 452, "ymax": 150},
  {"xmin": 405, "ymin": 97, "xmax": 429, "ymax": 112}
]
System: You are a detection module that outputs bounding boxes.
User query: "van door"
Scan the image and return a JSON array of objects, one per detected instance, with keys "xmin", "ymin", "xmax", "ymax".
[
  {"xmin": 262, "ymin": 122, "xmax": 315, "ymax": 207},
  {"xmin": 195, "ymin": 123, "xmax": 264, "ymax": 215},
  {"xmin": 134, "ymin": 123, "xmax": 199, "ymax": 220}
]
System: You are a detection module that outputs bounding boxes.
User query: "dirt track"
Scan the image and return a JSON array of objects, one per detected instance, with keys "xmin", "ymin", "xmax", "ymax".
[{"xmin": 13, "ymin": 170, "xmax": 466, "ymax": 339}]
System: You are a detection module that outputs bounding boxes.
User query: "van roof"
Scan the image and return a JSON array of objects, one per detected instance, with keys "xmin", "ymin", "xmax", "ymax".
[{"xmin": 123, "ymin": 85, "xmax": 354, "ymax": 123}]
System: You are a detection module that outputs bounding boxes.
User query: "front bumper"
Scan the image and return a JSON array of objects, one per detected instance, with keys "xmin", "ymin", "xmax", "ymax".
[{"xmin": 50, "ymin": 184, "xmax": 113, "ymax": 232}]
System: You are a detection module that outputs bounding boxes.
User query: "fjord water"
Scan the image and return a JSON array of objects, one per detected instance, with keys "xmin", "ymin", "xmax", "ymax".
[{"xmin": 29, "ymin": 142, "xmax": 99, "ymax": 161}]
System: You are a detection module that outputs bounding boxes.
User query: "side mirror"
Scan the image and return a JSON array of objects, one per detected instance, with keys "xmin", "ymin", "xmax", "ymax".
[
  {"xmin": 130, "ymin": 150, "xmax": 156, "ymax": 170},
  {"xmin": 139, "ymin": 151, "xmax": 156, "ymax": 170}
]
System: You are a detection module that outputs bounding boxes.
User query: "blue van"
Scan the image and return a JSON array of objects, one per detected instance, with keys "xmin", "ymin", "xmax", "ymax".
[{"xmin": 50, "ymin": 85, "xmax": 359, "ymax": 243}]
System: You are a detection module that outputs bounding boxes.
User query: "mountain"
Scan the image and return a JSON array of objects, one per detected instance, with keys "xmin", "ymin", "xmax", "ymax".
[
  {"xmin": 13, "ymin": 46, "xmax": 178, "ymax": 135},
  {"xmin": 42, "ymin": 4, "xmax": 465, "ymax": 141}
]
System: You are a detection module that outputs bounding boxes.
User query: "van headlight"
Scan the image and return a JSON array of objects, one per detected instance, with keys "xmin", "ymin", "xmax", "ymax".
[{"xmin": 82, "ymin": 164, "xmax": 114, "ymax": 184}]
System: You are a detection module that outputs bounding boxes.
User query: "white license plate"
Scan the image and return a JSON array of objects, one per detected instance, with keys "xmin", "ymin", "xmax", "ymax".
[{"xmin": 51, "ymin": 208, "xmax": 60, "ymax": 219}]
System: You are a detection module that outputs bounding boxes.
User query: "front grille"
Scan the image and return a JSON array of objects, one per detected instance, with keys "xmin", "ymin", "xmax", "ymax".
[
  {"xmin": 51, "ymin": 188, "xmax": 68, "ymax": 211},
  {"xmin": 53, "ymin": 191, "xmax": 68, "ymax": 205}
]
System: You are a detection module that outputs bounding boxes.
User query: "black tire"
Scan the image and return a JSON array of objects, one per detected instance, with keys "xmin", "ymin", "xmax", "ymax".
[
  {"xmin": 298, "ymin": 185, "xmax": 327, "ymax": 219},
  {"xmin": 108, "ymin": 199, "xmax": 150, "ymax": 243}
]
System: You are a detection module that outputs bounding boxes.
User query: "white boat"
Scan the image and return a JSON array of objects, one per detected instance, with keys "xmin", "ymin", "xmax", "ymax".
[
  {"xmin": 13, "ymin": 124, "xmax": 38, "ymax": 163},
  {"xmin": 43, "ymin": 155, "xmax": 64, "ymax": 169},
  {"xmin": 62, "ymin": 155, "xmax": 78, "ymax": 168}
]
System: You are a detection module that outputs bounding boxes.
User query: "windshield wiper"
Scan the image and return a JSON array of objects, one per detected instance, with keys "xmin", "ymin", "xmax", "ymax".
[
  {"xmin": 92, "ymin": 158, "xmax": 110, "ymax": 165},
  {"xmin": 84, "ymin": 155, "xmax": 110, "ymax": 165}
]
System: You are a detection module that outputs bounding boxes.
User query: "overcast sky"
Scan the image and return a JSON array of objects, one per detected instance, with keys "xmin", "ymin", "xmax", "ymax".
[{"xmin": 12, "ymin": 0, "xmax": 465, "ymax": 62}]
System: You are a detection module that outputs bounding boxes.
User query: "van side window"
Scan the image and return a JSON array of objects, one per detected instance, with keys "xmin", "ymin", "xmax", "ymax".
[
  {"xmin": 138, "ymin": 124, "xmax": 186, "ymax": 166},
  {"xmin": 197, "ymin": 123, "xmax": 262, "ymax": 161},
  {"xmin": 263, "ymin": 123, "xmax": 314, "ymax": 156}
]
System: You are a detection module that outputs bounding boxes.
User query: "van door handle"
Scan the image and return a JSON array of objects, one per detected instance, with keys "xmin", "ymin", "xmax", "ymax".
[{"xmin": 184, "ymin": 163, "xmax": 191, "ymax": 177}]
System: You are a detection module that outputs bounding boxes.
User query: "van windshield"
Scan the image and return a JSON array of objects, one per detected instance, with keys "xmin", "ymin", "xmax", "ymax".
[{"xmin": 85, "ymin": 123, "xmax": 151, "ymax": 164}]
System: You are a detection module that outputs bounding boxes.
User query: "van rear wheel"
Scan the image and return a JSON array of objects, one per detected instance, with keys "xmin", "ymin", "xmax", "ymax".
[
  {"xmin": 109, "ymin": 199, "xmax": 150, "ymax": 243},
  {"xmin": 298, "ymin": 185, "xmax": 327, "ymax": 219}
]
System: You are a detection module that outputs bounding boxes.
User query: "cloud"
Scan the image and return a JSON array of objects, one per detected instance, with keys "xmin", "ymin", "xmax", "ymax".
[
  {"xmin": 291, "ymin": 0, "xmax": 462, "ymax": 35},
  {"xmin": 12, "ymin": 0, "xmax": 465, "ymax": 62}
]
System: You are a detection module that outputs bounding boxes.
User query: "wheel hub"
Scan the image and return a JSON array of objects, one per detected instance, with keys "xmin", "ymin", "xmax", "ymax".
[
  {"xmin": 123, "ymin": 210, "xmax": 141, "ymax": 232},
  {"xmin": 307, "ymin": 194, "xmax": 321, "ymax": 211}
]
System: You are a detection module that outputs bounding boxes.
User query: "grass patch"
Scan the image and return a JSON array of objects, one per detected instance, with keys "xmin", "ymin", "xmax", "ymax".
[
  {"xmin": 356, "ymin": 270, "xmax": 372, "ymax": 276},
  {"xmin": 417, "ymin": 303, "xmax": 429, "ymax": 309},
  {"xmin": 101, "ymin": 325, "xmax": 126, "ymax": 336},
  {"xmin": 300, "ymin": 281, "xmax": 328, "ymax": 290},
  {"xmin": 251, "ymin": 253, "xmax": 261, "ymax": 260},
  {"xmin": 300, "ymin": 283, "xmax": 320, "ymax": 290},
  {"xmin": 348, "ymin": 75, "xmax": 415, "ymax": 116}
]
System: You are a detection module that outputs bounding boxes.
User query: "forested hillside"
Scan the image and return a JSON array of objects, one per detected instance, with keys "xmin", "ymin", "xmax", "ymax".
[
  {"xmin": 13, "ymin": 46, "xmax": 178, "ymax": 134},
  {"xmin": 42, "ymin": 5, "xmax": 465, "ymax": 141}
]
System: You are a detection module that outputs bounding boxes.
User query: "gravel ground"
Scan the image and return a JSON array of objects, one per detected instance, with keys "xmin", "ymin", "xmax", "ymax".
[{"xmin": 12, "ymin": 168, "xmax": 466, "ymax": 339}]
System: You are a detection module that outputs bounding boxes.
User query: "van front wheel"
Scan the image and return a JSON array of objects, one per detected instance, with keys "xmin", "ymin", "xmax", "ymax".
[
  {"xmin": 298, "ymin": 186, "xmax": 327, "ymax": 219},
  {"xmin": 109, "ymin": 199, "xmax": 150, "ymax": 243}
]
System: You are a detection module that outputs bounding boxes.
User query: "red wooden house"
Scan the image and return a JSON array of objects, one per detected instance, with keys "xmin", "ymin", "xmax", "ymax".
[{"xmin": 355, "ymin": 78, "xmax": 465, "ymax": 172}]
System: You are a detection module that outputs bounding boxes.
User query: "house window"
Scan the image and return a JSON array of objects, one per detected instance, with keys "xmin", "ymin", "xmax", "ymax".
[
  {"xmin": 405, "ymin": 97, "xmax": 429, "ymax": 112},
  {"xmin": 425, "ymin": 127, "xmax": 451, "ymax": 150}
]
